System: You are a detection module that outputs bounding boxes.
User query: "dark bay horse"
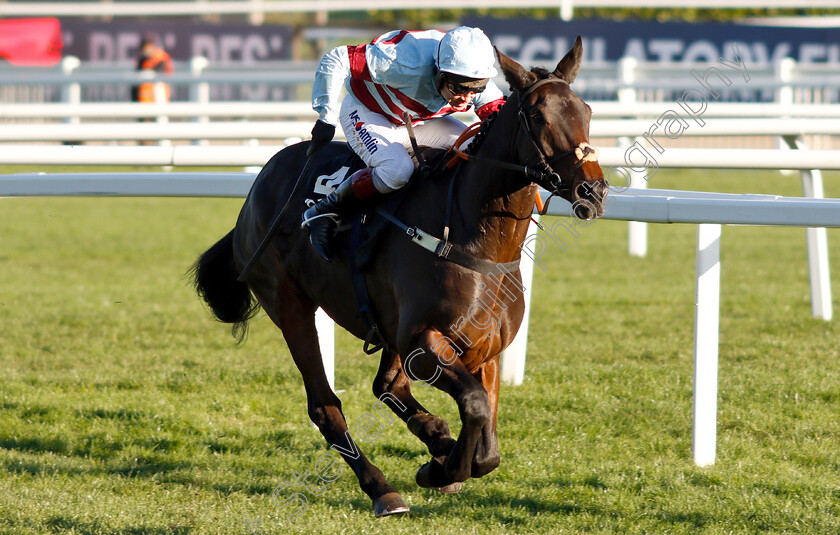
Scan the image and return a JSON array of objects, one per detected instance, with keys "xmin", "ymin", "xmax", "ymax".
[{"xmin": 192, "ymin": 38, "xmax": 607, "ymax": 517}]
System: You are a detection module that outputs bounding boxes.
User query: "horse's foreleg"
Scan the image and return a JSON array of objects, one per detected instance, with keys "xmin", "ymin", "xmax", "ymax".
[
  {"xmin": 260, "ymin": 281, "xmax": 407, "ymax": 518},
  {"xmin": 470, "ymin": 357, "xmax": 501, "ymax": 478},
  {"xmin": 372, "ymin": 350, "xmax": 456, "ymax": 459},
  {"xmin": 406, "ymin": 330, "xmax": 490, "ymax": 489}
]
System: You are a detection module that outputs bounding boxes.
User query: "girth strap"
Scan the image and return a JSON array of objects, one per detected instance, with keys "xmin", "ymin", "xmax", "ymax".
[
  {"xmin": 374, "ymin": 207, "xmax": 520, "ymax": 276},
  {"xmin": 350, "ymin": 216, "xmax": 388, "ymax": 355}
]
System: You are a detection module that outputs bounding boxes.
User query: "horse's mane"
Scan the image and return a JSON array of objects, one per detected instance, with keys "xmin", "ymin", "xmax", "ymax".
[
  {"xmin": 462, "ymin": 111, "xmax": 498, "ymax": 156},
  {"xmin": 463, "ymin": 66, "xmax": 553, "ymax": 156}
]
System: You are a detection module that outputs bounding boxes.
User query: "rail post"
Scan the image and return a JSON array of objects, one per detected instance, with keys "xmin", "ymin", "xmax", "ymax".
[
  {"xmin": 500, "ymin": 215, "xmax": 540, "ymax": 386},
  {"xmin": 189, "ymin": 56, "xmax": 211, "ymax": 146},
  {"xmin": 60, "ymin": 56, "xmax": 81, "ymax": 126},
  {"xmin": 783, "ymin": 135, "xmax": 832, "ymax": 321},
  {"xmin": 316, "ymin": 308, "xmax": 335, "ymax": 390},
  {"xmin": 692, "ymin": 223, "xmax": 721, "ymax": 467},
  {"xmin": 618, "ymin": 57, "xmax": 647, "ymax": 257}
]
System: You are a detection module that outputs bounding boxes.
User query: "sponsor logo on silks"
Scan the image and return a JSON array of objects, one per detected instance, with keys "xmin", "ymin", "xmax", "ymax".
[{"xmin": 348, "ymin": 110, "xmax": 379, "ymax": 154}]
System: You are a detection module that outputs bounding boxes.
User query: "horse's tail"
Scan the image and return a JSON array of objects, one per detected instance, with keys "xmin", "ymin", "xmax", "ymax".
[{"xmin": 190, "ymin": 230, "xmax": 259, "ymax": 342}]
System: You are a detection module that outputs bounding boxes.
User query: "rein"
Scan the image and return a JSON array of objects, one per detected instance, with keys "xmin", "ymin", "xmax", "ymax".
[
  {"xmin": 375, "ymin": 75, "xmax": 600, "ymax": 276},
  {"xmin": 448, "ymin": 77, "xmax": 598, "ymax": 214}
]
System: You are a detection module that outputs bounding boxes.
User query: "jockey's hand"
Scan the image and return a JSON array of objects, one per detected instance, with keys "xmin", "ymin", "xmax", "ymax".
[{"xmin": 307, "ymin": 120, "xmax": 336, "ymax": 156}]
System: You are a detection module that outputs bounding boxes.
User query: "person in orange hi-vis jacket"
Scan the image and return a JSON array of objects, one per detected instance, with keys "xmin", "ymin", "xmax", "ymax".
[{"xmin": 131, "ymin": 34, "xmax": 174, "ymax": 103}]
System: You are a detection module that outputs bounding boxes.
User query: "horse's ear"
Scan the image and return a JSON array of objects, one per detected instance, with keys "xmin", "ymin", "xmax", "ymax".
[
  {"xmin": 553, "ymin": 35, "xmax": 583, "ymax": 84},
  {"xmin": 495, "ymin": 47, "xmax": 537, "ymax": 92}
]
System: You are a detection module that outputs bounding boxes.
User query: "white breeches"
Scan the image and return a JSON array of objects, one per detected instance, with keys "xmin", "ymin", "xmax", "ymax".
[{"xmin": 339, "ymin": 93, "xmax": 467, "ymax": 193}]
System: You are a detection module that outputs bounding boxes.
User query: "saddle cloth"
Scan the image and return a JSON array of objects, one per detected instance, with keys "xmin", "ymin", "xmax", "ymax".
[{"xmin": 304, "ymin": 144, "xmax": 450, "ymax": 271}]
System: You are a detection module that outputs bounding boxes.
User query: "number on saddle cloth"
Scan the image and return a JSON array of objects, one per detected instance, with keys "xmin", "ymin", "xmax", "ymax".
[{"xmin": 306, "ymin": 145, "xmax": 367, "ymax": 201}]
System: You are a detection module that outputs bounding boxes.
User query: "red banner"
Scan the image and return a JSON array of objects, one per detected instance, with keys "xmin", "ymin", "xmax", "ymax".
[{"xmin": 0, "ymin": 18, "xmax": 63, "ymax": 66}]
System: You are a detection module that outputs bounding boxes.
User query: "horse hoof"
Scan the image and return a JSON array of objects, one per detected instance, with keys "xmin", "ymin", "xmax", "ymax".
[
  {"xmin": 373, "ymin": 492, "xmax": 409, "ymax": 518},
  {"xmin": 415, "ymin": 463, "xmax": 434, "ymax": 488},
  {"xmin": 437, "ymin": 481, "xmax": 462, "ymax": 494},
  {"xmin": 415, "ymin": 460, "xmax": 448, "ymax": 489}
]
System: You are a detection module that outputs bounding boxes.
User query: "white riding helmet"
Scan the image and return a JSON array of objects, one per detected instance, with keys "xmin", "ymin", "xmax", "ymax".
[{"xmin": 436, "ymin": 26, "xmax": 498, "ymax": 79}]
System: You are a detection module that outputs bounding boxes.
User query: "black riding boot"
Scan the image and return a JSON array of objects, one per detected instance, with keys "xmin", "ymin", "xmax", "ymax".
[{"xmin": 302, "ymin": 167, "xmax": 379, "ymax": 262}]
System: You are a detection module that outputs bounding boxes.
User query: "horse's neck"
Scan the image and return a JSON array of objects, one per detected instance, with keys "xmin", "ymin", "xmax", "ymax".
[{"xmin": 454, "ymin": 111, "xmax": 535, "ymax": 262}]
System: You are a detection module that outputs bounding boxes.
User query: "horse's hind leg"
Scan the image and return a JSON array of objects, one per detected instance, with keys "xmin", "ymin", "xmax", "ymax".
[{"xmin": 258, "ymin": 278, "xmax": 408, "ymax": 517}]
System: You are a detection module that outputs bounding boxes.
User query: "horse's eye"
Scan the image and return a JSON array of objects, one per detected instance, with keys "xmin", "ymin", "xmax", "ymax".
[{"xmin": 529, "ymin": 112, "xmax": 545, "ymax": 126}]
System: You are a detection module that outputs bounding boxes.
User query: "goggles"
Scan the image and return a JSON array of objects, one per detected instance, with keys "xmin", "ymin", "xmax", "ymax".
[
  {"xmin": 441, "ymin": 72, "xmax": 489, "ymax": 96},
  {"xmin": 447, "ymin": 81, "xmax": 486, "ymax": 96}
]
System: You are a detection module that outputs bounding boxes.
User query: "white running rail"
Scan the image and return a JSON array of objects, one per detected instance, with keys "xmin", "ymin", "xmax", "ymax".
[{"xmin": 3, "ymin": 171, "xmax": 840, "ymax": 467}]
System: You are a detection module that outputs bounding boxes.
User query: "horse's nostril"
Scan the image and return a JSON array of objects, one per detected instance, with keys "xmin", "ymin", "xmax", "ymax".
[
  {"xmin": 575, "ymin": 180, "xmax": 608, "ymax": 205},
  {"xmin": 573, "ymin": 199, "xmax": 595, "ymax": 221}
]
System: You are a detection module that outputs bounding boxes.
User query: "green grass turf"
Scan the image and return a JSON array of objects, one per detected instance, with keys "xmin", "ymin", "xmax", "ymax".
[{"xmin": 1, "ymin": 166, "xmax": 839, "ymax": 534}]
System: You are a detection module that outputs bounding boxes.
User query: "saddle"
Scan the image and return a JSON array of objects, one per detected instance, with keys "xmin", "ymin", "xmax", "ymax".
[{"xmin": 304, "ymin": 144, "xmax": 451, "ymax": 272}]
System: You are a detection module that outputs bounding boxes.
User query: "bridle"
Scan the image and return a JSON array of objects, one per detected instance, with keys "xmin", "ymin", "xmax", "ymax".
[
  {"xmin": 451, "ymin": 76, "xmax": 598, "ymax": 207},
  {"xmin": 516, "ymin": 78, "xmax": 596, "ymax": 193},
  {"xmin": 372, "ymin": 76, "xmax": 598, "ymax": 282}
]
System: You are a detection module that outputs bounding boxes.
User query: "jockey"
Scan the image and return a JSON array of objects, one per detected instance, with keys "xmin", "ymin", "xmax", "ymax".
[{"xmin": 302, "ymin": 26, "xmax": 506, "ymax": 262}]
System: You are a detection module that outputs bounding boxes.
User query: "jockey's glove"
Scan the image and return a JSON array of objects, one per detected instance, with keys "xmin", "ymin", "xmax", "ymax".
[{"xmin": 307, "ymin": 120, "xmax": 336, "ymax": 156}]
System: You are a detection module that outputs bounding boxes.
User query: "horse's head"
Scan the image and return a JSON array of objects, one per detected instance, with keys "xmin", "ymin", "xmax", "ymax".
[{"xmin": 497, "ymin": 36, "xmax": 607, "ymax": 221}]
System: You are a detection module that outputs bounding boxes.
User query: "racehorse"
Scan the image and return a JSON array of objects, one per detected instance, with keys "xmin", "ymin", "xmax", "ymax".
[{"xmin": 192, "ymin": 37, "xmax": 608, "ymax": 517}]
